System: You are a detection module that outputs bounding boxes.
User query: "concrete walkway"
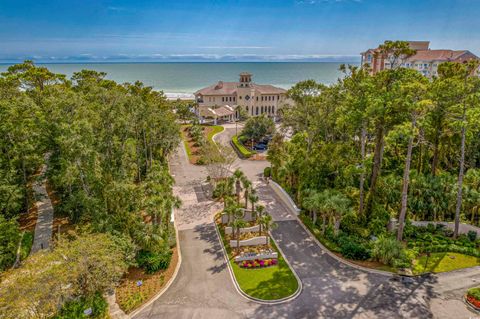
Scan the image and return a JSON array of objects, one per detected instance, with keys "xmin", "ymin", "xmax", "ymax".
[{"xmin": 30, "ymin": 162, "xmax": 54, "ymax": 253}]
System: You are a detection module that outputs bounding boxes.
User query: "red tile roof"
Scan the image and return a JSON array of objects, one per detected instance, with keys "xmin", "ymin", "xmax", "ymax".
[
  {"xmin": 195, "ymin": 82, "xmax": 286, "ymax": 96},
  {"xmin": 406, "ymin": 50, "xmax": 470, "ymax": 62}
]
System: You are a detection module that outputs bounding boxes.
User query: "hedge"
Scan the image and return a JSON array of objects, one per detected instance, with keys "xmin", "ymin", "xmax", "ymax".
[
  {"xmin": 418, "ymin": 244, "xmax": 480, "ymax": 258},
  {"xmin": 231, "ymin": 135, "xmax": 256, "ymax": 158}
]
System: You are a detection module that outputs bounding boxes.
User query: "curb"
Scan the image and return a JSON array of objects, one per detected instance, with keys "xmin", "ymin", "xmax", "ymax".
[
  {"xmin": 294, "ymin": 213, "xmax": 393, "ymax": 277},
  {"xmin": 129, "ymin": 211, "xmax": 183, "ymax": 318},
  {"xmin": 213, "ymin": 218, "xmax": 303, "ymax": 305},
  {"xmin": 211, "ymin": 126, "xmax": 225, "ymax": 145}
]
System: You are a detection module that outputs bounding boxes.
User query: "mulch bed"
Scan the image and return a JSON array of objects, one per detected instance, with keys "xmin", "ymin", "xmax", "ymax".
[
  {"xmin": 115, "ymin": 246, "xmax": 179, "ymax": 313},
  {"xmin": 181, "ymin": 126, "xmax": 216, "ymax": 164}
]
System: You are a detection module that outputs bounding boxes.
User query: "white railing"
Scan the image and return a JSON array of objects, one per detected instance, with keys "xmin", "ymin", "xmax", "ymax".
[{"xmin": 269, "ymin": 180, "xmax": 301, "ymax": 215}]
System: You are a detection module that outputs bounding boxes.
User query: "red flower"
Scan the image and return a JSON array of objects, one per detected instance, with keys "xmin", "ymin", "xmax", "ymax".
[{"xmin": 467, "ymin": 295, "xmax": 480, "ymax": 309}]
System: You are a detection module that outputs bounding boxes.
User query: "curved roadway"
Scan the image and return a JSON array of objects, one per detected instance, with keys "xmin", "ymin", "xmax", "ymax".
[{"xmin": 134, "ymin": 125, "xmax": 479, "ymax": 319}]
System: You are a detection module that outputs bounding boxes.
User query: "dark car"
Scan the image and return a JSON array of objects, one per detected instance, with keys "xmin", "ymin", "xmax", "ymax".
[{"xmin": 253, "ymin": 143, "xmax": 268, "ymax": 150}]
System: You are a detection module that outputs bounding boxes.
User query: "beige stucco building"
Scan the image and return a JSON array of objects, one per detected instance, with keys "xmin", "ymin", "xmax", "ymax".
[
  {"xmin": 194, "ymin": 73, "xmax": 287, "ymax": 122},
  {"xmin": 361, "ymin": 41, "xmax": 480, "ymax": 78}
]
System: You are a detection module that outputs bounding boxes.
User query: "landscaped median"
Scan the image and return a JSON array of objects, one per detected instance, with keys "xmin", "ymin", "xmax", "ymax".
[
  {"xmin": 181, "ymin": 124, "xmax": 224, "ymax": 164},
  {"xmin": 214, "ymin": 214, "xmax": 300, "ymax": 302},
  {"xmin": 231, "ymin": 135, "xmax": 256, "ymax": 158}
]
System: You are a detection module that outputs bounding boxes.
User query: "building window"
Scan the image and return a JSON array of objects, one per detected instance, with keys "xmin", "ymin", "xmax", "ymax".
[
  {"xmin": 256, "ymin": 96, "xmax": 259, "ymax": 101},
  {"xmin": 246, "ymin": 105, "xmax": 249, "ymax": 112},
  {"xmin": 272, "ymin": 106, "xmax": 275, "ymax": 114},
  {"xmin": 256, "ymin": 107, "xmax": 259, "ymax": 115}
]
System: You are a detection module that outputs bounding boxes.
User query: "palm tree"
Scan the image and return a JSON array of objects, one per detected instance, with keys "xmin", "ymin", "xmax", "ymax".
[
  {"xmin": 232, "ymin": 169, "xmax": 245, "ymax": 204},
  {"xmin": 323, "ymin": 190, "xmax": 351, "ymax": 236},
  {"xmin": 248, "ymin": 192, "xmax": 259, "ymax": 212},
  {"xmin": 231, "ymin": 217, "xmax": 247, "ymax": 253},
  {"xmin": 242, "ymin": 177, "xmax": 252, "ymax": 209},
  {"xmin": 258, "ymin": 214, "xmax": 277, "ymax": 247},
  {"xmin": 224, "ymin": 203, "xmax": 243, "ymax": 224},
  {"xmin": 213, "ymin": 179, "xmax": 234, "ymax": 209},
  {"xmin": 255, "ymin": 205, "xmax": 266, "ymax": 234},
  {"xmin": 302, "ymin": 189, "xmax": 321, "ymax": 226}
]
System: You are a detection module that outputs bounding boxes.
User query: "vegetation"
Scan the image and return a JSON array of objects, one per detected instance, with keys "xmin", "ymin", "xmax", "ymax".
[
  {"xmin": 241, "ymin": 114, "xmax": 275, "ymax": 143},
  {"xmin": 0, "ymin": 61, "xmax": 180, "ymax": 315},
  {"xmin": 181, "ymin": 122, "xmax": 224, "ymax": 164},
  {"xmin": 136, "ymin": 249, "xmax": 173, "ymax": 274},
  {"xmin": 0, "ymin": 215, "xmax": 21, "ymax": 270},
  {"xmin": 413, "ymin": 252, "xmax": 480, "ymax": 274},
  {"xmin": 232, "ymin": 135, "xmax": 256, "ymax": 158},
  {"xmin": 53, "ymin": 292, "xmax": 108, "ymax": 319},
  {"xmin": 0, "ymin": 233, "xmax": 129, "ymax": 318},
  {"xmin": 269, "ymin": 41, "xmax": 480, "ymax": 271}
]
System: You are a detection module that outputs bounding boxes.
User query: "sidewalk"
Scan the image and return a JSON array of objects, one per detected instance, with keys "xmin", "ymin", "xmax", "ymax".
[{"xmin": 30, "ymin": 163, "xmax": 54, "ymax": 254}]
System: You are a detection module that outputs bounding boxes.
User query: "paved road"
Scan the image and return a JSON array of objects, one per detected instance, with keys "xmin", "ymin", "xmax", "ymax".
[{"xmin": 134, "ymin": 125, "xmax": 480, "ymax": 318}]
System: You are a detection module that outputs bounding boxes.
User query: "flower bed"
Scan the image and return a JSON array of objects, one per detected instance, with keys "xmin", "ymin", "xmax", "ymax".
[
  {"xmin": 240, "ymin": 258, "xmax": 278, "ymax": 269},
  {"xmin": 467, "ymin": 288, "xmax": 480, "ymax": 310}
]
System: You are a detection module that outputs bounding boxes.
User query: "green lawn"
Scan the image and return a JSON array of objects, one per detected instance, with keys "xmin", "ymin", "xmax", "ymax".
[
  {"xmin": 413, "ymin": 252, "xmax": 480, "ymax": 274},
  {"xmin": 20, "ymin": 231, "xmax": 34, "ymax": 260},
  {"xmin": 217, "ymin": 223, "xmax": 298, "ymax": 300},
  {"xmin": 206, "ymin": 125, "xmax": 224, "ymax": 143}
]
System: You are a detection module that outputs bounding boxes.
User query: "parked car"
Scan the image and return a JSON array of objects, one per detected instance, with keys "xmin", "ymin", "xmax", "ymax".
[{"xmin": 253, "ymin": 143, "xmax": 268, "ymax": 150}]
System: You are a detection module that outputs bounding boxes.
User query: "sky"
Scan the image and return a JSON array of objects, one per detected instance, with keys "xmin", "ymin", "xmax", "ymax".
[{"xmin": 0, "ymin": 0, "xmax": 479, "ymax": 63}]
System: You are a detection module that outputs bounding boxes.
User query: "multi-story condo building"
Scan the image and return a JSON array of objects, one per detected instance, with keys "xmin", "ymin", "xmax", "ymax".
[
  {"xmin": 361, "ymin": 41, "xmax": 480, "ymax": 77},
  {"xmin": 194, "ymin": 73, "xmax": 287, "ymax": 123}
]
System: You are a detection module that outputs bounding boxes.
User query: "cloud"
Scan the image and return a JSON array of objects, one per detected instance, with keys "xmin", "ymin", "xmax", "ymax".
[{"xmin": 0, "ymin": 53, "xmax": 360, "ymax": 63}]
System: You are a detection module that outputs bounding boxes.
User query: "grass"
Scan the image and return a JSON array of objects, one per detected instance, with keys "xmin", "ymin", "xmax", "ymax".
[
  {"xmin": 232, "ymin": 135, "xmax": 256, "ymax": 158},
  {"xmin": 216, "ymin": 221, "xmax": 298, "ymax": 300},
  {"xmin": 19, "ymin": 231, "xmax": 34, "ymax": 260},
  {"xmin": 412, "ymin": 252, "xmax": 480, "ymax": 274},
  {"xmin": 206, "ymin": 125, "xmax": 224, "ymax": 143}
]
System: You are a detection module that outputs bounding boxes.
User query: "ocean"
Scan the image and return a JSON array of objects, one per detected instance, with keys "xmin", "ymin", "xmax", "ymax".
[{"xmin": 0, "ymin": 62, "xmax": 357, "ymax": 98}]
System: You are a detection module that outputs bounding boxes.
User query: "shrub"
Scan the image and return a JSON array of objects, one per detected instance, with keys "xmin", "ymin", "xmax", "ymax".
[
  {"xmin": 232, "ymin": 135, "xmax": 255, "ymax": 158},
  {"xmin": 136, "ymin": 249, "xmax": 172, "ymax": 274},
  {"xmin": 53, "ymin": 292, "xmax": 107, "ymax": 319},
  {"xmin": 263, "ymin": 167, "xmax": 272, "ymax": 178},
  {"xmin": 340, "ymin": 241, "xmax": 371, "ymax": 261},
  {"xmin": 372, "ymin": 236, "xmax": 406, "ymax": 266},
  {"xmin": 426, "ymin": 223, "xmax": 436, "ymax": 234},
  {"xmin": 468, "ymin": 231, "xmax": 478, "ymax": 242},
  {"xmin": 0, "ymin": 215, "xmax": 21, "ymax": 271}
]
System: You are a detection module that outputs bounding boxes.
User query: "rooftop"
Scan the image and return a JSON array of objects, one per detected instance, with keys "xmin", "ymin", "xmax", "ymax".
[{"xmin": 195, "ymin": 81, "xmax": 286, "ymax": 96}]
